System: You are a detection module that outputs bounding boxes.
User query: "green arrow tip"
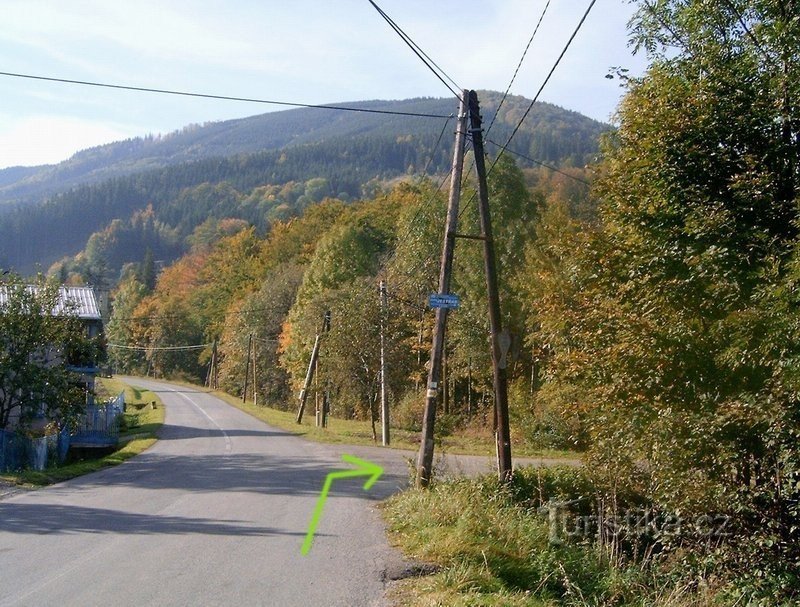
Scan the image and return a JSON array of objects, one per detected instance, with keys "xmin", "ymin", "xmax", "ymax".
[
  {"xmin": 340, "ymin": 453, "xmax": 383, "ymax": 490},
  {"xmin": 301, "ymin": 453, "xmax": 384, "ymax": 555}
]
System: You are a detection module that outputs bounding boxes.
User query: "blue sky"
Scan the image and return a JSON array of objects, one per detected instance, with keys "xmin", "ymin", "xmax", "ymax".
[{"xmin": 0, "ymin": 0, "xmax": 648, "ymax": 169}]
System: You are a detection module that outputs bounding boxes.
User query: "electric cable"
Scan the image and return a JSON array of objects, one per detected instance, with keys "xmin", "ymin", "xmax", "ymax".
[
  {"xmin": 366, "ymin": 0, "xmax": 462, "ymax": 99},
  {"xmin": 107, "ymin": 342, "xmax": 211, "ymax": 350},
  {"xmin": 0, "ymin": 71, "xmax": 451, "ymax": 119},
  {"xmin": 484, "ymin": 138, "xmax": 591, "ymax": 185},
  {"xmin": 490, "ymin": 0, "xmax": 598, "ymax": 176},
  {"xmin": 485, "ymin": 0, "xmax": 552, "ymax": 139}
]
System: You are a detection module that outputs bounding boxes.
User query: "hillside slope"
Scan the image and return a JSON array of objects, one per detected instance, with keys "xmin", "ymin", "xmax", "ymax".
[{"xmin": 0, "ymin": 92, "xmax": 608, "ymax": 275}]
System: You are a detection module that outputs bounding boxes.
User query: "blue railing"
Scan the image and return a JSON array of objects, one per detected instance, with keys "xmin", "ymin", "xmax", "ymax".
[
  {"xmin": 0, "ymin": 427, "xmax": 70, "ymax": 473},
  {"xmin": 71, "ymin": 392, "xmax": 125, "ymax": 447},
  {"xmin": 0, "ymin": 392, "xmax": 125, "ymax": 471}
]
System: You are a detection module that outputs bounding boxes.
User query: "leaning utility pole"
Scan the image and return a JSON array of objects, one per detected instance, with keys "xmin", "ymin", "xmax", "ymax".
[
  {"xmin": 242, "ymin": 332, "xmax": 253, "ymax": 403},
  {"xmin": 296, "ymin": 311, "xmax": 331, "ymax": 424},
  {"xmin": 468, "ymin": 90, "xmax": 513, "ymax": 482},
  {"xmin": 379, "ymin": 279, "xmax": 390, "ymax": 446},
  {"xmin": 211, "ymin": 339, "xmax": 219, "ymax": 390},
  {"xmin": 416, "ymin": 91, "xmax": 469, "ymax": 487}
]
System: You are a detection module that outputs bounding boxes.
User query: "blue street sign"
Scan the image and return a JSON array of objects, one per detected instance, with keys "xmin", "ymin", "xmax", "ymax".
[{"xmin": 428, "ymin": 293, "xmax": 460, "ymax": 309}]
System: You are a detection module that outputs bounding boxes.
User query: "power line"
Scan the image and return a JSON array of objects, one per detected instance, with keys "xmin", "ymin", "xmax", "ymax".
[
  {"xmin": 385, "ymin": 290, "xmax": 429, "ymax": 314},
  {"xmin": 107, "ymin": 342, "xmax": 211, "ymax": 351},
  {"xmin": 485, "ymin": 0, "xmax": 552, "ymax": 138},
  {"xmin": 490, "ymin": 0, "xmax": 598, "ymax": 176},
  {"xmin": 378, "ymin": 110, "xmax": 460, "ymax": 297},
  {"xmin": 389, "ymin": 116, "xmax": 457, "ymax": 253},
  {"xmin": 0, "ymin": 71, "xmax": 451, "ymax": 119},
  {"xmin": 484, "ymin": 138, "xmax": 591, "ymax": 186},
  {"xmin": 366, "ymin": 0, "xmax": 462, "ymax": 99},
  {"xmin": 421, "ymin": 115, "xmax": 455, "ymax": 177}
]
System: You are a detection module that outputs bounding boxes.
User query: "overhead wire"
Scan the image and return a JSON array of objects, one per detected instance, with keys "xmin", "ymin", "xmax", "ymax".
[
  {"xmin": 378, "ymin": 100, "xmax": 462, "ymax": 300},
  {"xmin": 489, "ymin": 0, "xmax": 599, "ymax": 177},
  {"xmin": 449, "ymin": 0, "xmax": 597, "ymax": 259},
  {"xmin": 420, "ymin": 115, "xmax": 455, "ymax": 178},
  {"xmin": 94, "ymin": 2, "xmax": 595, "ymax": 371},
  {"xmin": 484, "ymin": 138, "xmax": 591, "ymax": 186},
  {"xmin": 0, "ymin": 71, "xmax": 451, "ymax": 119},
  {"xmin": 456, "ymin": 0, "xmax": 554, "ymax": 205},
  {"xmin": 366, "ymin": 0, "xmax": 462, "ymax": 100},
  {"xmin": 107, "ymin": 342, "xmax": 211, "ymax": 351},
  {"xmin": 485, "ymin": 0, "xmax": 552, "ymax": 139}
]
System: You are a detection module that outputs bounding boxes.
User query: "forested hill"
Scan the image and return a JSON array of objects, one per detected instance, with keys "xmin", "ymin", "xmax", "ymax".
[{"xmin": 0, "ymin": 91, "xmax": 608, "ymax": 275}]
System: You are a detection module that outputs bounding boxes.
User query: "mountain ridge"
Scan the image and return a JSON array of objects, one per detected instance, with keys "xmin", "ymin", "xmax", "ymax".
[
  {"xmin": 0, "ymin": 92, "xmax": 609, "ymax": 275},
  {"xmin": 0, "ymin": 93, "xmax": 605, "ymax": 206}
]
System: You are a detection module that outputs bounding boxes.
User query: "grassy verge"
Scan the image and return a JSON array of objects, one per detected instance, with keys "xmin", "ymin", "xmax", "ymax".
[
  {"xmin": 0, "ymin": 377, "xmax": 164, "ymax": 487},
  {"xmin": 96, "ymin": 377, "xmax": 164, "ymax": 442},
  {"xmin": 381, "ymin": 468, "xmax": 735, "ymax": 607},
  {"xmin": 209, "ymin": 387, "xmax": 576, "ymax": 459}
]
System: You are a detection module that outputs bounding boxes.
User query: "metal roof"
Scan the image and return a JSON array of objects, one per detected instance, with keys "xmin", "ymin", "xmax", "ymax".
[{"xmin": 0, "ymin": 285, "xmax": 102, "ymax": 320}]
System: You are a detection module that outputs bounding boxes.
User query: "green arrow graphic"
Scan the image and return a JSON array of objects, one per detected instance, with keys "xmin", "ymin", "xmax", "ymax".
[{"xmin": 301, "ymin": 454, "xmax": 384, "ymax": 555}]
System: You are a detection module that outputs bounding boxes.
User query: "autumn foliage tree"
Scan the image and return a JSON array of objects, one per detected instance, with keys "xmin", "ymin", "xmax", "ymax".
[{"xmin": 526, "ymin": 0, "xmax": 800, "ymax": 595}]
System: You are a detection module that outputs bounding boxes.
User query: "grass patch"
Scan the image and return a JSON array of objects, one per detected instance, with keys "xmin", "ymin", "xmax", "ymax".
[
  {"xmin": 0, "ymin": 377, "xmax": 164, "ymax": 487},
  {"xmin": 381, "ymin": 468, "xmax": 739, "ymax": 607}
]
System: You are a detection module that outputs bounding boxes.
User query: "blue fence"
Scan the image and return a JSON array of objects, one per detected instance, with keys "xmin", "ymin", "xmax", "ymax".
[
  {"xmin": 0, "ymin": 392, "xmax": 125, "ymax": 472},
  {"xmin": 71, "ymin": 392, "xmax": 125, "ymax": 447},
  {"xmin": 0, "ymin": 427, "xmax": 71, "ymax": 473}
]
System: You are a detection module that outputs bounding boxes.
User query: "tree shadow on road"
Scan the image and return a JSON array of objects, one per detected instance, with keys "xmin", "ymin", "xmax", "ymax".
[
  {"xmin": 0, "ymin": 502, "xmax": 310, "ymax": 537},
  {"xmin": 43, "ymin": 450, "xmax": 407, "ymax": 501}
]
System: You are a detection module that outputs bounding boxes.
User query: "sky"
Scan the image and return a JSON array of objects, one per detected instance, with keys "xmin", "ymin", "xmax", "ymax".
[{"xmin": 0, "ymin": 0, "xmax": 649, "ymax": 170}]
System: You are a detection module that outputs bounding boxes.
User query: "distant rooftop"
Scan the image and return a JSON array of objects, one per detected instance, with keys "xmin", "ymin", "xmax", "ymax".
[{"xmin": 0, "ymin": 285, "xmax": 101, "ymax": 320}]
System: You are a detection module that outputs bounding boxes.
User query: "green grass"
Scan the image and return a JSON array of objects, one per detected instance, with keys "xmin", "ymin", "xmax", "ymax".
[
  {"xmin": 381, "ymin": 469, "xmax": 741, "ymax": 607},
  {"xmin": 100, "ymin": 379, "xmax": 165, "ymax": 442},
  {"xmin": 382, "ymin": 470, "xmax": 602, "ymax": 606},
  {"xmin": 0, "ymin": 377, "xmax": 164, "ymax": 487}
]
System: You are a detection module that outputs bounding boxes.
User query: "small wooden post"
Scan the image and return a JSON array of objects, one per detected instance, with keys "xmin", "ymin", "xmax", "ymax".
[
  {"xmin": 210, "ymin": 339, "xmax": 219, "ymax": 390},
  {"xmin": 252, "ymin": 338, "xmax": 257, "ymax": 405}
]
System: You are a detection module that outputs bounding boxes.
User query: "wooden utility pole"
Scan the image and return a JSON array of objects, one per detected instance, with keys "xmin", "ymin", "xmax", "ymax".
[
  {"xmin": 379, "ymin": 279, "xmax": 390, "ymax": 446},
  {"xmin": 296, "ymin": 311, "xmax": 331, "ymax": 424},
  {"xmin": 314, "ymin": 353, "xmax": 321, "ymax": 427},
  {"xmin": 211, "ymin": 339, "xmax": 218, "ymax": 390},
  {"xmin": 321, "ymin": 389, "xmax": 329, "ymax": 428},
  {"xmin": 242, "ymin": 332, "xmax": 253, "ymax": 403},
  {"xmin": 467, "ymin": 355, "xmax": 473, "ymax": 416},
  {"xmin": 416, "ymin": 91, "xmax": 469, "ymax": 487},
  {"xmin": 252, "ymin": 338, "xmax": 258, "ymax": 405},
  {"xmin": 468, "ymin": 90, "xmax": 513, "ymax": 482}
]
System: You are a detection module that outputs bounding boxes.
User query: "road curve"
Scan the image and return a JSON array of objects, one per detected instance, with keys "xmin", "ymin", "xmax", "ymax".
[{"xmin": 0, "ymin": 378, "xmax": 408, "ymax": 607}]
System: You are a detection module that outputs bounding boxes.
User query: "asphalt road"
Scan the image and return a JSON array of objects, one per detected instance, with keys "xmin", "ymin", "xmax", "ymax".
[{"xmin": 0, "ymin": 378, "xmax": 410, "ymax": 607}]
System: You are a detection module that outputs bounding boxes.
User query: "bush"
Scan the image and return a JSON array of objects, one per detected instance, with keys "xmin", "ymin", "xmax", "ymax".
[
  {"xmin": 509, "ymin": 379, "xmax": 586, "ymax": 451},
  {"xmin": 393, "ymin": 389, "xmax": 425, "ymax": 432}
]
